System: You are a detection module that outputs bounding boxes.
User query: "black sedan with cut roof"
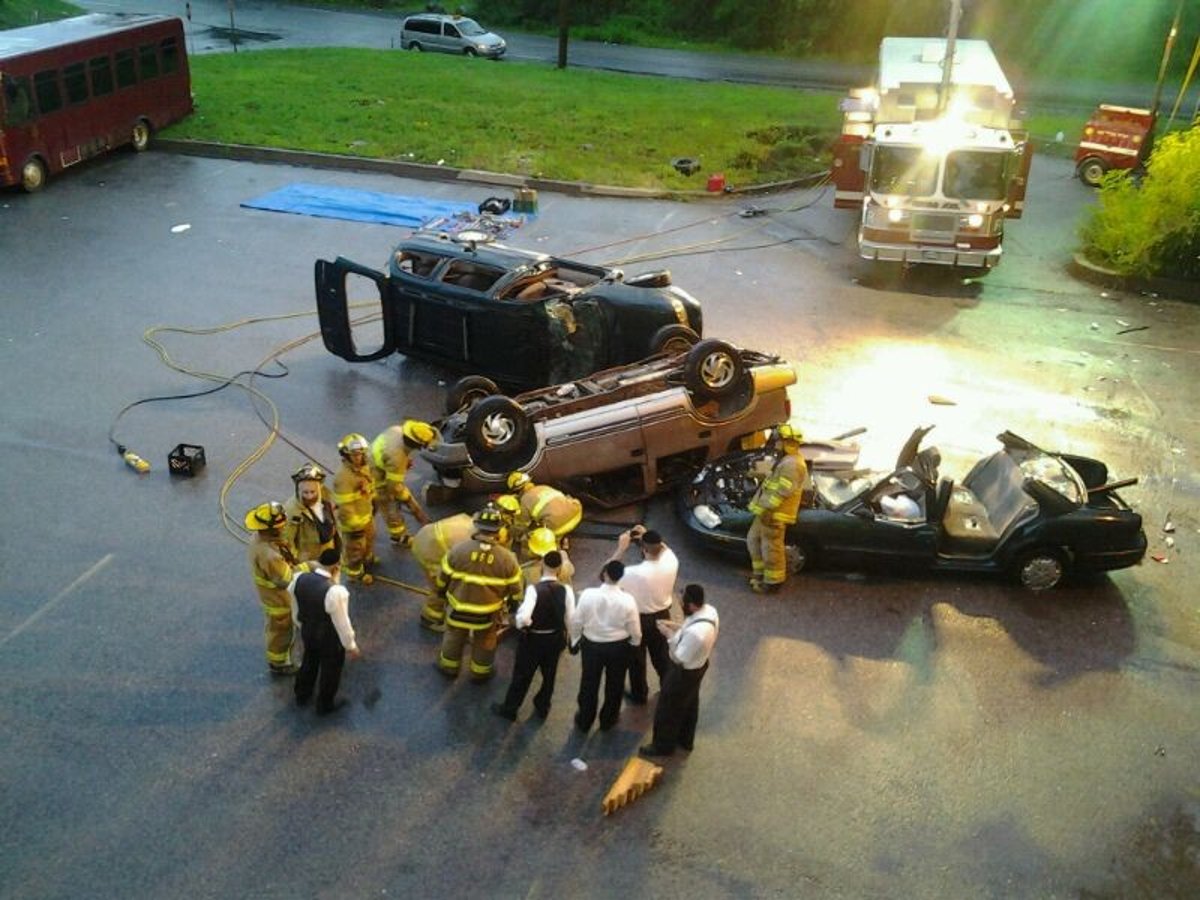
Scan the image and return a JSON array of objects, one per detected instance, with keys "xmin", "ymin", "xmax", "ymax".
[
  {"xmin": 315, "ymin": 231, "xmax": 703, "ymax": 390},
  {"xmin": 679, "ymin": 427, "xmax": 1147, "ymax": 591}
]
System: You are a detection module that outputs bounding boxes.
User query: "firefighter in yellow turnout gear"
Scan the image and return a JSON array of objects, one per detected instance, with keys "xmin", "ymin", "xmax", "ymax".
[
  {"xmin": 436, "ymin": 506, "xmax": 522, "ymax": 681},
  {"xmin": 371, "ymin": 419, "xmax": 436, "ymax": 548},
  {"xmin": 245, "ymin": 501, "xmax": 299, "ymax": 675},
  {"xmin": 746, "ymin": 424, "xmax": 808, "ymax": 594},
  {"xmin": 282, "ymin": 463, "xmax": 340, "ymax": 565},
  {"xmin": 332, "ymin": 433, "xmax": 377, "ymax": 583},
  {"xmin": 417, "ymin": 495, "xmax": 521, "ymax": 631},
  {"xmin": 507, "ymin": 471, "xmax": 583, "ymax": 541}
]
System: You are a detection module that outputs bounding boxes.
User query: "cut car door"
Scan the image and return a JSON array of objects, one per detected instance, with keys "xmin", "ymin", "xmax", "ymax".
[{"xmin": 313, "ymin": 257, "xmax": 396, "ymax": 362}]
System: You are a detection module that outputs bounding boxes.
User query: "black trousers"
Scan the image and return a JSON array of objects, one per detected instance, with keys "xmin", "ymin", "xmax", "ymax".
[
  {"xmin": 499, "ymin": 631, "xmax": 565, "ymax": 716},
  {"xmin": 576, "ymin": 637, "xmax": 632, "ymax": 731},
  {"xmin": 294, "ymin": 621, "xmax": 346, "ymax": 713},
  {"xmin": 627, "ymin": 609, "xmax": 671, "ymax": 701},
  {"xmin": 650, "ymin": 661, "xmax": 708, "ymax": 752}
]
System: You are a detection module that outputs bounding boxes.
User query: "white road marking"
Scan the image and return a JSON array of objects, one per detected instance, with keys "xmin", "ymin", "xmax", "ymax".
[{"xmin": 0, "ymin": 554, "xmax": 114, "ymax": 647}]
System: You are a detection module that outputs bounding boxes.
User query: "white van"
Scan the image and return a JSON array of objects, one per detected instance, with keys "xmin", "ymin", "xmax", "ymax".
[{"xmin": 399, "ymin": 14, "xmax": 506, "ymax": 59}]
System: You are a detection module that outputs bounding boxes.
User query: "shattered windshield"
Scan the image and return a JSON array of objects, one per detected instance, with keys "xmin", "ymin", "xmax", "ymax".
[
  {"xmin": 944, "ymin": 150, "xmax": 1010, "ymax": 200},
  {"xmin": 869, "ymin": 146, "xmax": 938, "ymax": 196}
]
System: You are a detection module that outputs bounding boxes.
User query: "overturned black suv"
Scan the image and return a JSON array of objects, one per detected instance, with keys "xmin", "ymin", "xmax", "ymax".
[{"xmin": 315, "ymin": 232, "xmax": 704, "ymax": 390}]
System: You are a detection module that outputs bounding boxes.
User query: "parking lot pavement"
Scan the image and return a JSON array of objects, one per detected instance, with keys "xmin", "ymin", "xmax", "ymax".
[{"xmin": 1, "ymin": 149, "xmax": 1197, "ymax": 898}]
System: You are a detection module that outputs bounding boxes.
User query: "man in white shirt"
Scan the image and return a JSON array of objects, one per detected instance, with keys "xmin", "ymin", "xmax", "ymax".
[
  {"xmin": 640, "ymin": 583, "xmax": 719, "ymax": 757},
  {"xmin": 289, "ymin": 548, "xmax": 361, "ymax": 715},
  {"xmin": 608, "ymin": 525, "xmax": 678, "ymax": 705},
  {"xmin": 492, "ymin": 551, "xmax": 576, "ymax": 722},
  {"xmin": 569, "ymin": 559, "xmax": 642, "ymax": 733}
]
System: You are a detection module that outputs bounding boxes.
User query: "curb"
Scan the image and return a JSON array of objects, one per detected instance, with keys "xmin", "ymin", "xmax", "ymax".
[
  {"xmin": 153, "ymin": 139, "xmax": 827, "ymax": 200},
  {"xmin": 1068, "ymin": 253, "xmax": 1199, "ymax": 303}
]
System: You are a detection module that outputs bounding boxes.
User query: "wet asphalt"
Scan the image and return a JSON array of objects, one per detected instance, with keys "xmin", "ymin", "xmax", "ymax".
[{"xmin": 0, "ymin": 144, "xmax": 1198, "ymax": 898}]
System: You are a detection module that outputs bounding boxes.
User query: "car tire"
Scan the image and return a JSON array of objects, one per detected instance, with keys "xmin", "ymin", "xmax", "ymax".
[
  {"xmin": 1077, "ymin": 157, "xmax": 1108, "ymax": 188},
  {"xmin": 464, "ymin": 396, "xmax": 534, "ymax": 473},
  {"xmin": 1014, "ymin": 548, "xmax": 1067, "ymax": 591},
  {"xmin": 20, "ymin": 157, "xmax": 46, "ymax": 193},
  {"xmin": 131, "ymin": 119, "xmax": 151, "ymax": 152},
  {"xmin": 445, "ymin": 375, "xmax": 500, "ymax": 414},
  {"xmin": 684, "ymin": 339, "xmax": 747, "ymax": 401},
  {"xmin": 649, "ymin": 324, "xmax": 700, "ymax": 356},
  {"xmin": 409, "ymin": 42, "xmax": 423, "ymax": 52},
  {"xmin": 464, "ymin": 47, "xmax": 477, "ymax": 57},
  {"xmin": 784, "ymin": 538, "xmax": 816, "ymax": 575}
]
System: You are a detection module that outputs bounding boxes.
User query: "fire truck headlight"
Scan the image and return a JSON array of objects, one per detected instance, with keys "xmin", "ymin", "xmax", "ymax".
[
  {"xmin": 887, "ymin": 208, "xmax": 905, "ymax": 224},
  {"xmin": 966, "ymin": 213, "xmax": 985, "ymax": 229}
]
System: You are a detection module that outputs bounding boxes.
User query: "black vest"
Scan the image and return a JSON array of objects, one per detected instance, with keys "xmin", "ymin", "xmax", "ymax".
[
  {"xmin": 294, "ymin": 571, "xmax": 333, "ymax": 627},
  {"xmin": 529, "ymin": 580, "xmax": 567, "ymax": 632}
]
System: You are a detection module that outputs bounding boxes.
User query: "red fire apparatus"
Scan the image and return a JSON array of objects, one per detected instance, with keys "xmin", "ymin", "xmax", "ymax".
[
  {"xmin": 1074, "ymin": 105, "xmax": 1156, "ymax": 187},
  {"xmin": 831, "ymin": 37, "xmax": 1032, "ymax": 272}
]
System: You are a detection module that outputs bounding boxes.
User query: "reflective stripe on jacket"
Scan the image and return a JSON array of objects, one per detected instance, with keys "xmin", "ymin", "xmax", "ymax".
[
  {"xmin": 371, "ymin": 427, "xmax": 414, "ymax": 501},
  {"xmin": 438, "ymin": 538, "xmax": 521, "ymax": 630},
  {"xmin": 748, "ymin": 451, "xmax": 807, "ymax": 525},
  {"xmin": 332, "ymin": 461, "xmax": 374, "ymax": 530}
]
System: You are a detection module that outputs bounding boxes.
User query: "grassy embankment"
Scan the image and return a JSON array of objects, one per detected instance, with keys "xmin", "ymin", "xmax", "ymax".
[
  {"xmin": 166, "ymin": 49, "xmax": 840, "ymax": 191},
  {"xmin": 0, "ymin": 0, "xmax": 80, "ymax": 30}
]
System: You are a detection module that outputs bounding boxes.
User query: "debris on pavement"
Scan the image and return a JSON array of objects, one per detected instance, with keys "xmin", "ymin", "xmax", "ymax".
[
  {"xmin": 1118, "ymin": 325, "xmax": 1149, "ymax": 335},
  {"xmin": 1151, "ymin": 553, "xmax": 1170, "ymax": 564},
  {"xmin": 570, "ymin": 757, "xmax": 588, "ymax": 772},
  {"xmin": 1163, "ymin": 515, "xmax": 1175, "ymax": 533},
  {"xmin": 927, "ymin": 394, "xmax": 957, "ymax": 406}
]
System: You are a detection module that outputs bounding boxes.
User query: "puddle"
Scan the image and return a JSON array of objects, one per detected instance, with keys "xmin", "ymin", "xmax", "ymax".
[{"xmin": 200, "ymin": 26, "xmax": 283, "ymax": 47}]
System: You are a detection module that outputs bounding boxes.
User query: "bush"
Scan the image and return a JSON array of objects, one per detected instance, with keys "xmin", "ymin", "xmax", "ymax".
[{"xmin": 1080, "ymin": 128, "xmax": 1200, "ymax": 282}]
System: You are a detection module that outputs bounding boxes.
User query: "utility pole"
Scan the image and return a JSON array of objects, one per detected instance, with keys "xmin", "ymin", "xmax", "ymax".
[
  {"xmin": 557, "ymin": 0, "xmax": 570, "ymax": 69},
  {"xmin": 938, "ymin": 0, "xmax": 963, "ymax": 114},
  {"xmin": 1150, "ymin": 0, "xmax": 1183, "ymax": 116}
]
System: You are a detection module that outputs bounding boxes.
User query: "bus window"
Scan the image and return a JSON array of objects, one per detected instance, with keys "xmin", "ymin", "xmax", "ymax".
[
  {"xmin": 138, "ymin": 44, "xmax": 159, "ymax": 79},
  {"xmin": 90, "ymin": 56, "xmax": 114, "ymax": 96},
  {"xmin": 34, "ymin": 69, "xmax": 62, "ymax": 115},
  {"xmin": 63, "ymin": 62, "xmax": 88, "ymax": 104},
  {"xmin": 2, "ymin": 74, "xmax": 33, "ymax": 125},
  {"xmin": 161, "ymin": 38, "xmax": 179, "ymax": 74},
  {"xmin": 115, "ymin": 49, "xmax": 136, "ymax": 88}
]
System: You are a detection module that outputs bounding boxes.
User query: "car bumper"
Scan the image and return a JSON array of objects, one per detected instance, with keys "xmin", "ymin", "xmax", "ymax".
[
  {"xmin": 859, "ymin": 239, "xmax": 1002, "ymax": 269},
  {"xmin": 1074, "ymin": 534, "xmax": 1148, "ymax": 572}
]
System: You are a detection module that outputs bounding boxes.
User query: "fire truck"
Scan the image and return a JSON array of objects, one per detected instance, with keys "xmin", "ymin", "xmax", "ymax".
[
  {"xmin": 831, "ymin": 37, "xmax": 1032, "ymax": 272},
  {"xmin": 1074, "ymin": 105, "xmax": 1156, "ymax": 187}
]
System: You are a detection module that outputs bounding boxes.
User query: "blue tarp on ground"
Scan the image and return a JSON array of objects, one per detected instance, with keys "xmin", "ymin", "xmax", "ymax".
[{"xmin": 240, "ymin": 182, "xmax": 478, "ymax": 228}]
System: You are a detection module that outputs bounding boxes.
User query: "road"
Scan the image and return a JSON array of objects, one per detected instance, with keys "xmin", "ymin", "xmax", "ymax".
[
  {"xmin": 71, "ymin": 0, "xmax": 1196, "ymax": 112},
  {"xmin": 0, "ymin": 144, "xmax": 1197, "ymax": 898}
]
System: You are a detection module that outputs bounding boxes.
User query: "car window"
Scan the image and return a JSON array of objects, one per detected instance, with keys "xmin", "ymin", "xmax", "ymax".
[
  {"xmin": 396, "ymin": 250, "xmax": 445, "ymax": 278},
  {"xmin": 441, "ymin": 261, "xmax": 505, "ymax": 293},
  {"xmin": 458, "ymin": 19, "xmax": 486, "ymax": 36},
  {"xmin": 444, "ymin": 24, "xmax": 461, "ymax": 38}
]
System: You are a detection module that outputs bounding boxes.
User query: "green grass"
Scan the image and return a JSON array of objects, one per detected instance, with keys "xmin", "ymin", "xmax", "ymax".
[
  {"xmin": 0, "ymin": 0, "xmax": 81, "ymax": 30},
  {"xmin": 166, "ymin": 48, "xmax": 840, "ymax": 190}
]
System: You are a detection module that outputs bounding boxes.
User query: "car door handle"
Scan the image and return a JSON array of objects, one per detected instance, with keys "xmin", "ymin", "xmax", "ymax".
[
  {"xmin": 697, "ymin": 430, "xmax": 712, "ymax": 439},
  {"xmin": 631, "ymin": 448, "xmax": 645, "ymax": 457}
]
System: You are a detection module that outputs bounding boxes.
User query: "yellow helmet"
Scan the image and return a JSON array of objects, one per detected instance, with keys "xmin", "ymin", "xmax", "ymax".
[
  {"xmin": 338, "ymin": 433, "xmax": 368, "ymax": 458},
  {"xmin": 777, "ymin": 423, "xmax": 803, "ymax": 443},
  {"xmin": 527, "ymin": 527, "xmax": 557, "ymax": 558},
  {"xmin": 291, "ymin": 462, "xmax": 326, "ymax": 485},
  {"xmin": 494, "ymin": 494, "xmax": 521, "ymax": 520},
  {"xmin": 507, "ymin": 471, "xmax": 532, "ymax": 491},
  {"xmin": 245, "ymin": 501, "xmax": 287, "ymax": 531},
  {"xmin": 401, "ymin": 419, "xmax": 437, "ymax": 448}
]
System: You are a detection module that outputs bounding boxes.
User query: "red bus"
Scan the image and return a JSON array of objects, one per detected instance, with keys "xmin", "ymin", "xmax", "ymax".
[{"xmin": 0, "ymin": 13, "xmax": 192, "ymax": 192}]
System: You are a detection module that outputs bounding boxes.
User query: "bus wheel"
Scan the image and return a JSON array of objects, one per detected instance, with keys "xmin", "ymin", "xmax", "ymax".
[
  {"xmin": 20, "ymin": 158, "xmax": 46, "ymax": 193},
  {"xmin": 131, "ymin": 120, "xmax": 151, "ymax": 152}
]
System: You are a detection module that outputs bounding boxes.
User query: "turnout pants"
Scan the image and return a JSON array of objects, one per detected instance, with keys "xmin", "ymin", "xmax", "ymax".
[
  {"xmin": 650, "ymin": 661, "xmax": 709, "ymax": 752},
  {"xmin": 438, "ymin": 622, "xmax": 499, "ymax": 680},
  {"xmin": 338, "ymin": 520, "xmax": 377, "ymax": 579},
  {"xmin": 627, "ymin": 609, "xmax": 672, "ymax": 701},
  {"xmin": 294, "ymin": 621, "xmax": 347, "ymax": 712},
  {"xmin": 746, "ymin": 515, "xmax": 788, "ymax": 585},
  {"xmin": 256, "ymin": 587, "xmax": 294, "ymax": 668},
  {"xmin": 498, "ymin": 631, "xmax": 565, "ymax": 717},
  {"xmin": 576, "ymin": 637, "xmax": 632, "ymax": 731}
]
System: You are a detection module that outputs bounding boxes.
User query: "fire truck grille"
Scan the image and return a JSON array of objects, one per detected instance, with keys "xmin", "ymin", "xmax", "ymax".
[{"xmin": 910, "ymin": 212, "xmax": 957, "ymax": 242}]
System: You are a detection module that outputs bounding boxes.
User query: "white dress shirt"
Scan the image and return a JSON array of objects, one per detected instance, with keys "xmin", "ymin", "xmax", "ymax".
[
  {"xmin": 570, "ymin": 581, "xmax": 642, "ymax": 646},
  {"xmin": 288, "ymin": 567, "xmax": 358, "ymax": 653},
  {"xmin": 514, "ymin": 576, "xmax": 576, "ymax": 631},
  {"xmin": 620, "ymin": 546, "xmax": 679, "ymax": 615},
  {"xmin": 669, "ymin": 603, "xmax": 719, "ymax": 669}
]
